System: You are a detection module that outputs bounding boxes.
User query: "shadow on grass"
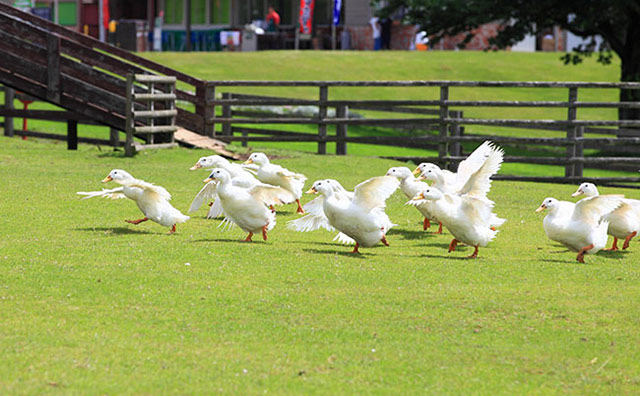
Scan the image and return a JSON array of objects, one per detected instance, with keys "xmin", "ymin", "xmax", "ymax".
[
  {"xmin": 303, "ymin": 247, "xmax": 369, "ymax": 258},
  {"xmin": 191, "ymin": 237, "xmax": 268, "ymax": 244},
  {"xmin": 391, "ymin": 228, "xmax": 439, "ymax": 240},
  {"xmin": 419, "ymin": 253, "xmax": 481, "ymax": 261},
  {"xmin": 74, "ymin": 227, "xmax": 155, "ymax": 235}
]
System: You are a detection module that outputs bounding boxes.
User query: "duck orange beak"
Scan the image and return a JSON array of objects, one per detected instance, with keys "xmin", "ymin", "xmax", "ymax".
[
  {"xmin": 306, "ymin": 187, "xmax": 318, "ymax": 194},
  {"xmin": 535, "ymin": 204, "xmax": 546, "ymax": 213},
  {"xmin": 243, "ymin": 158, "xmax": 254, "ymax": 165},
  {"xmin": 571, "ymin": 189, "xmax": 583, "ymax": 197},
  {"xmin": 417, "ymin": 174, "xmax": 427, "ymax": 181},
  {"xmin": 203, "ymin": 177, "xmax": 214, "ymax": 183},
  {"xmin": 190, "ymin": 163, "xmax": 202, "ymax": 170},
  {"xmin": 412, "ymin": 167, "xmax": 421, "ymax": 175},
  {"xmin": 412, "ymin": 192, "xmax": 425, "ymax": 200},
  {"xmin": 102, "ymin": 176, "xmax": 113, "ymax": 183}
]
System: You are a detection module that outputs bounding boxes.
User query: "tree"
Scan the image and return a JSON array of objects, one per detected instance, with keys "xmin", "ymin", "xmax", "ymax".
[{"xmin": 375, "ymin": 0, "xmax": 640, "ymax": 121}]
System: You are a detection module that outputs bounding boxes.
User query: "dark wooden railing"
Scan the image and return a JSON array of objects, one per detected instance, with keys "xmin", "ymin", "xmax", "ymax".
[{"xmin": 200, "ymin": 80, "xmax": 640, "ymax": 185}]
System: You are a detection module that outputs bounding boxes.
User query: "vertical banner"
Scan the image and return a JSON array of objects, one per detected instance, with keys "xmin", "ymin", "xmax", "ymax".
[
  {"xmin": 299, "ymin": 0, "xmax": 315, "ymax": 35},
  {"xmin": 332, "ymin": 0, "xmax": 341, "ymax": 26}
]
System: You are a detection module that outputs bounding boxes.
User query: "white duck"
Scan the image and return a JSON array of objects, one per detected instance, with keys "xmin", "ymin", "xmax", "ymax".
[
  {"xmin": 244, "ymin": 152, "xmax": 307, "ymax": 213},
  {"xmin": 414, "ymin": 141, "xmax": 497, "ymax": 194},
  {"xmin": 572, "ymin": 182, "xmax": 640, "ymax": 250},
  {"xmin": 77, "ymin": 169, "xmax": 189, "ymax": 234},
  {"xmin": 410, "ymin": 186, "xmax": 505, "ymax": 259},
  {"xmin": 418, "ymin": 141, "xmax": 504, "ymax": 229},
  {"xmin": 386, "ymin": 166, "xmax": 442, "ymax": 232},
  {"xmin": 204, "ymin": 168, "xmax": 292, "ymax": 242},
  {"xmin": 536, "ymin": 196, "xmax": 622, "ymax": 263},
  {"xmin": 188, "ymin": 155, "xmax": 264, "ymax": 219},
  {"xmin": 306, "ymin": 176, "xmax": 399, "ymax": 253}
]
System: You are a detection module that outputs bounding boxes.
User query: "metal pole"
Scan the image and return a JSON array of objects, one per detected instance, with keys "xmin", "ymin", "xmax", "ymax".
[
  {"xmin": 54, "ymin": 0, "xmax": 59, "ymax": 24},
  {"xmin": 98, "ymin": 0, "xmax": 105, "ymax": 42}
]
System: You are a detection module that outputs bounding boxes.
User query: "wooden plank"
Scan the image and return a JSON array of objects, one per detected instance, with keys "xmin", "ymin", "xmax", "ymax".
[
  {"xmin": 135, "ymin": 75, "xmax": 177, "ymax": 83},
  {"xmin": 134, "ymin": 125, "xmax": 178, "ymax": 133},
  {"xmin": 133, "ymin": 109, "xmax": 178, "ymax": 118},
  {"xmin": 174, "ymin": 127, "xmax": 240, "ymax": 159},
  {"xmin": 336, "ymin": 105, "xmax": 348, "ymax": 155},
  {"xmin": 566, "ymin": 87, "xmax": 578, "ymax": 177},
  {"xmin": 46, "ymin": 34, "xmax": 61, "ymax": 102}
]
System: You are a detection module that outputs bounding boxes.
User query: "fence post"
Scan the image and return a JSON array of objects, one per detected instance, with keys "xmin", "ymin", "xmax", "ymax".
[
  {"xmin": 197, "ymin": 83, "xmax": 216, "ymax": 137},
  {"xmin": 46, "ymin": 33, "xmax": 61, "ymax": 103},
  {"xmin": 336, "ymin": 105, "xmax": 348, "ymax": 155},
  {"xmin": 565, "ymin": 87, "xmax": 578, "ymax": 178},
  {"xmin": 124, "ymin": 74, "xmax": 135, "ymax": 157},
  {"xmin": 438, "ymin": 85, "xmax": 449, "ymax": 169},
  {"xmin": 221, "ymin": 92, "xmax": 232, "ymax": 136},
  {"xmin": 109, "ymin": 128, "xmax": 119, "ymax": 147},
  {"xmin": 448, "ymin": 110, "xmax": 462, "ymax": 170},
  {"xmin": 575, "ymin": 126, "xmax": 584, "ymax": 178},
  {"xmin": 67, "ymin": 120, "xmax": 77, "ymax": 150},
  {"xmin": 317, "ymin": 85, "xmax": 328, "ymax": 155},
  {"xmin": 4, "ymin": 87, "xmax": 14, "ymax": 137}
]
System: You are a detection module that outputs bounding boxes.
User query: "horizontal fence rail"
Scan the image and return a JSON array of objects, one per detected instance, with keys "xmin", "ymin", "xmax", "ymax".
[{"xmin": 200, "ymin": 80, "xmax": 640, "ymax": 186}]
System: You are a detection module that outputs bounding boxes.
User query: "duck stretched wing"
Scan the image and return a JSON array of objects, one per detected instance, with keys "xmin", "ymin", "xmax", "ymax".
[
  {"xmin": 352, "ymin": 176, "xmax": 399, "ymax": 211},
  {"xmin": 573, "ymin": 195, "xmax": 623, "ymax": 226},
  {"xmin": 77, "ymin": 187, "xmax": 126, "ymax": 200},
  {"xmin": 458, "ymin": 143, "xmax": 503, "ymax": 197},
  {"xmin": 125, "ymin": 179, "xmax": 172, "ymax": 202},
  {"xmin": 249, "ymin": 183, "xmax": 295, "ymax": 207},
  {"xmin": 189, "ymin": 181, "xmax": 218, "ymax": 213},
  {"xmin": 454, "ymin": 141, "xmax": 494, "ymax": 188},
  {"xmin": 287, "ymin": 196, "xmax": 335, "ymax": 232}
]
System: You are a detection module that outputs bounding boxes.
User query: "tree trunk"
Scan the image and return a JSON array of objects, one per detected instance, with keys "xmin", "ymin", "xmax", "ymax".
[{"xmin": 618, "ymin": 22, "xmax": 640, "ymax": 126}]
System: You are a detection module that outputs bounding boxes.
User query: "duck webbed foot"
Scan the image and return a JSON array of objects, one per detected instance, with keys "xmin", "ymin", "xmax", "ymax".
[
  {"xmin": 623, "ymin": 231, "xmax": 637, "ymax": 250},
  {"xmin": 125, "ymin": 217, "xmax": 149, "ymax": 225},
  {"xmin": 576, "ymin": 243, "xmax": 595, "ymax": 263}
]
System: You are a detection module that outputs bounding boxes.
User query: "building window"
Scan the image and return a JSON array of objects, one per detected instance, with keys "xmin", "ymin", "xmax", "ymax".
[{"xmin": 191, "ymin": 0, "xmax": 206, "ymax": 24}]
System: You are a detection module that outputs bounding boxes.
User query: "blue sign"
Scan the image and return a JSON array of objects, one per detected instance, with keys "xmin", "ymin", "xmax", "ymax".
[{"xmin": 332, "ymin": 0, "xmax": 341, "ymax": 26}]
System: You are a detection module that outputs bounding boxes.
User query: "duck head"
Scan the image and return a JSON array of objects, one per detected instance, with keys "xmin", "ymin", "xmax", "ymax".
[
  {"xmin": 244, "ymin": 152, "xmax": 269, "ymax": 166},
  {"xmin": 306, "ymin": 179, "xmax": 333, "ymax": 196},
  {"xmin": 536, "ymin": 197, "xmax": 559, "ymax": 213},
  {"xmin": 203, "ymin": 168, "xmax": 231, "ymax": 183},
  {"xmin": 102, "ymin": 169, "xmax": 134, "ymax": 184},
  {"xmin": 571, "ymin": 182, "xmax": 598, "ymax": 198},
  {"xmin": 190, "ymin": 155, "xmax": 227, "ymax": 170},
  {"xmin": 412, "ymin": 187, "xmax": 444, "ymax": 201},
  {"xmin": 386, "ymin": 167, "xmax": 414, "ymax": 180},
  {"xmin": 417, "ymin": 165, "xmax": 443, "ymax": 183},
  {"xmin": 413, "ymin": 162, "xmax": 433, "ymax": 176}
]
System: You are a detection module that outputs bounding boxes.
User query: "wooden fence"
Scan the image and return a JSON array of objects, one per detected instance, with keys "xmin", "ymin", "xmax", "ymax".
[{"xmin": 201, "ymin": 80, "xmax": 640, "ymax": 185}]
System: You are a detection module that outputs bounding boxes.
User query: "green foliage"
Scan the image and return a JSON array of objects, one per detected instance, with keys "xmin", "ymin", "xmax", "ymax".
[
  {"xmin": 1, "ymin": 137, "xmax": 640, "ymax": 394},
  {"xmin": 375, "ymin": 0, "xmax": 639, "ymax": 80}
]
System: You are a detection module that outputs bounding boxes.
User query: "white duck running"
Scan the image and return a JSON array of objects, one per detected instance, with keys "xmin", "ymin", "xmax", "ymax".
[
  {"xmin": 414, "ymin": 141, "xmax": 498, "ymax": 194},
  {"xmin": 385, "ymin": 166, "xmax": 442, "ymax": 233},
  {"xmin": 204, "ymin": 168, "xmax": 292, "ymax": 242},
  {"xmin": 572, "ymin": 182, "xmax": 640, "ymax": 251},
  {"xmin": 306, "ymin": 176, "xmax": 399, "ymax": 253},
  {"xmin": 244, "ymin": 152, "xmax": 307, "ymax": 213},
  {"xmin": 189, "ymin": 155, "xmax": 263, "ymax": 219},
  {"xmin": 536, "ymin": 196, "xmax": 622, "ymax": 263},
  {"xmin": 77, "ymin": 169, "xmax": 189, "ymax": 234}
]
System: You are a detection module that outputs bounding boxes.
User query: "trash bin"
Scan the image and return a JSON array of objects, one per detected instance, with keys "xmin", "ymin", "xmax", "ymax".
[{"xmin": 116, "ymin": 19, "xmax": 148, "ymax": 52}]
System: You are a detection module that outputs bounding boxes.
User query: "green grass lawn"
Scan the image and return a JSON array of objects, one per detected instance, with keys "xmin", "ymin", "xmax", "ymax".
[{"xmin": 2, "ymin": 136, "xmax": 640, "ymax": 395}]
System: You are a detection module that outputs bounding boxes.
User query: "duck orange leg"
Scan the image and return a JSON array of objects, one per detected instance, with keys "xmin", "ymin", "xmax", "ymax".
[
  {"xmin": 436, "ymin": 222, "xmax": 443, "ymax": 234},
  {"xmin": 467, "ymin": 245, "xmax": 479, "ymax": 259},
  {"xmin": 351, "ymin": 243, "xmax": 360, "ymax": 254},
  {"xmin": 423, "ymin": 218, "xmax": 430, "ymax": 231},
  {"xmin": 381, "ymin": 235, "xmax": 389, "ymax": 246},
  {"xmin": 606, "ymin": 237, "xmax": 619, "ymax": 251},
  {"xmin": 576, "ymin": 243, "xmax": 595, "ymax": 263},
  {"xmin": 296, "ymin": 199, "xmax": 305, "ymax": 214},
  {"xmin": 243, "ymin": 232, "xmax": 253, "ymax": 242},
  {"xmin": 623, "ymin": 231, "xmax": 637, "ymax": 250},
  {"xmin": 262, "ymin": 225, "xmax": 269, "ymax": 241},
  {"xmin": 448, "ymin": 238, "xmax": 458, "ymax": 253},
  {"xmin": 168, "ymin": 224, "xmax": 176, "ymax": 234},
  {"xmin": 125, "ymin": 217, "xmax": 148, "ymax": 225}
]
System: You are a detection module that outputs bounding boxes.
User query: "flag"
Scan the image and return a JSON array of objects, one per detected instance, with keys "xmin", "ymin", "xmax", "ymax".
[
  {"xmin": 299, "ymin": 0, "xmax": 315, "ymax": 35},
  {"xmin": 332, "ymin": 0, "xmax": 341, "ymax": 26}
]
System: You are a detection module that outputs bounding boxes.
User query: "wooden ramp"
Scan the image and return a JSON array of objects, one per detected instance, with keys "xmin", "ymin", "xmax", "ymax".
[{"xmin": 174, "ymin": 128, "xmax": 241, "ymax": 160}]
